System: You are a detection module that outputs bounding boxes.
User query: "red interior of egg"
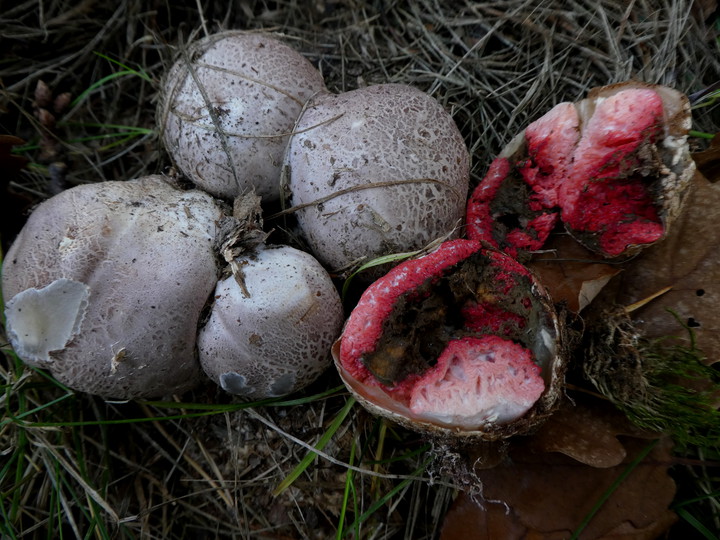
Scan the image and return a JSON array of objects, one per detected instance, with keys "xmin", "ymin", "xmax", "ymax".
[
  {"xmin": 338, "ymin": 239, "xmax": 554, "ymax": 428},
  {"xmin": 467, "ymin": 88, "xmax": 666, "ymax": 258},
  {"xmin": 408, "ymin": 335, "xmax": 544, "ymax": 426}
]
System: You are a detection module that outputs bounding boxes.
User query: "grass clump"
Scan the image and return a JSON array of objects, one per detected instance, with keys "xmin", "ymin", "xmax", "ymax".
[
  {"xmin": 1, "ymin": 340, "xmax": 451, "ymax": 538},
  {"xmin": 584, "ymin": 309, "xmax": 720, "ymax": 450}
]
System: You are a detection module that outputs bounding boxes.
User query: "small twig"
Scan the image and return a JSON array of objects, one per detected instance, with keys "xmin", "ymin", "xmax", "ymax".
[{"xmin": 267, "ymin": 178, "xmax": 463, "ymax": 220}]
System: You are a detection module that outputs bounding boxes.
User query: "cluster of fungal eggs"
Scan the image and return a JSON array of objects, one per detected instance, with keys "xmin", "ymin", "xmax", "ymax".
[
  {"xmin": 3, "ymin": 176, "xmax": 344, "ymax": 400},
  {"xmin": 2, "ymin": 31, "xmax": 694, "ymax": 441},
  {"xmin": 1, "ymin": 32, "xmax": 472, "ymax": 413},
  {"xmin": 330, "ymin": 80, "xmax": 693, "ymax": 437}
]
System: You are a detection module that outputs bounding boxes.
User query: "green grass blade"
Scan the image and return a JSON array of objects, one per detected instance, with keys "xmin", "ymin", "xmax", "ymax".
[
  {"xmin": 93, "ymin": 51, "xmax": 152, "ymax": 82},
  {"xmin": 344, "ymin": 456, "xmax": 433, "ymax": 536},
  {"xmin": 675, "ymin": 507, "xmax": 720, "ymax": 540},
  {"xmin": 142, "ymin": 384, "xmax": 345, "ymax": 411},
  {"xmin": 18, "ymin": 410, "xmax": 242, "ymax": 427},
  {"xmin": 0, "ymin": 500, "xmax": 18, "ymax": 539},
  {"xmin": 71, "ymin": 70, "xmax": 140, "ymax": 107},
  {"xmin": 365, "ymin": 443, "xmax": 432, "ymax": 465},
  {"xmin": 26, "ymin": 364, "xmax": 74, "ymax": 393},
  {"xmin": 70, "ymin": 52, "xmax": 152, "ymax": 108},
  {"xmin": 9, "ymin": 391, "xmax": 28, "ymax": 522},
  {"xmin": 674, "ymin": 490, "xmax": 720, "ymax": 508},
  {"xmin": 273, "ymin": 396, "xmax": 356, "ymax": 496},
  {"xmin": 0, "ymin": 392, "xmax": 75, "ymax": 428},
  {"xmin": 689, "ymin": 130, "xmax": 716, "ymax": 139},
  {"xmin": 61, "ymin": 122, "xmax": 153, "ymax": 133},
  {"xmin": 341, "ymin": 250, "xmax": 421, "ymax": 301},
  {"xmin": 267, "ymin": 385, "xmax": 347, "ymax": 406},
  {"xmin": 336, "ymin": 438, "xmax": 357, "ymax": 539}
]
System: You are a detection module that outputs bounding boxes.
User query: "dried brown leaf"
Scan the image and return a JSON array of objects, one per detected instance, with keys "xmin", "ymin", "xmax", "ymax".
[
  {"xmin": 692, "ymin": 134, "xmax": 720, "ymax": 182},
  {"xmin": 528, "ymin": 234, "xmax": 621, "ymax": 313},
  {"xmin": 440, "ymin": 434, "xmax": 676, "ymax": 540},
  {"xmin": 525, "ymin": 396, "xmax": 656, "ymax": 468}
]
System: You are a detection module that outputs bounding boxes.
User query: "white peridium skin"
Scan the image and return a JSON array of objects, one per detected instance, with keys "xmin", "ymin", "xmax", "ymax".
[
  {"xmin": 198, "ymin": 245, "xmax": 344, "ymax": 399},
  {"xmin": 159, "ymin": 31, "xmax": 327, "ymax": 202},
  {"xmin": 286, "ymin": 83, "xmax": 470, "ymax": 272},
  {"xmin": 2, "ymin": 176, "xmax": 223, "ymax": 399}
]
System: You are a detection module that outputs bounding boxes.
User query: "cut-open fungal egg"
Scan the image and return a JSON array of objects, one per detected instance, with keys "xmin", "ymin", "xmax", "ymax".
[
  {"xmin": 333, "ymin": 239, "xmax": 565, "ymax": 440},
  {"xmin": 466, "ymin": 82, "xmax": 694, "ymax": 259}
]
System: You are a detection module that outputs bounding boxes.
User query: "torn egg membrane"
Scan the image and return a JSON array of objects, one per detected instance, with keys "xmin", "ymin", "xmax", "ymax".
[
  {"xmin": 333, "ymin": 239, "xmax": 565, "ymax": 441},
  {"xmin": 467, "ymin": 82, "xmax": 694, "ymax": 260},
  {"xmin": 5, "ymin": 278, "xmax": 89, "ymax": 365}
]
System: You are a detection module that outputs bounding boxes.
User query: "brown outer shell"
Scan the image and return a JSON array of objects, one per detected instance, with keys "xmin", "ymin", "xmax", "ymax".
[{"xmin": 331, "ymin": 274, "xmax": 567, "ymax": 442}]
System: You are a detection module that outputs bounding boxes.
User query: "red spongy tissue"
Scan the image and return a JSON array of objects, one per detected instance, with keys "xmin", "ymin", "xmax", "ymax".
[
  {"xmin": 467, "ymin": 88, "xmax": 665, "ymax": 257},
  {"xmin": 338, "ymin": 239, "xmax": 547, "ymax": 424},
  {"xmin": 339, "ymin": 239, "xmax": 482, "ymax": 384}
]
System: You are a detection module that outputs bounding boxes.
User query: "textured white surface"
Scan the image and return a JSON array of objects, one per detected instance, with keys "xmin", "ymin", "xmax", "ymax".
[
  {"xmin": 198, "ymin": 245, "xmax": 344, "ymax": 399},
  {"xmin": 160, "ymin": 31, "xmax": 327, "ymax": 201},
  {"xmin": 2, "ymin": 176, "xmax": 223, "ymax": 398},
  {"xmin": 287, "ymin": 84, "xmax": 470, "ymax": 271}
]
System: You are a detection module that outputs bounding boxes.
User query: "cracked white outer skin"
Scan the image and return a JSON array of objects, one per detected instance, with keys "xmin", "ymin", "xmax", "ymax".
[
  {"xmin": 2, "ymin": 176, "xmax": 223, "ymax": 399},
  {"xmin": 5, "ymin": 279, "xmax": 90, "ymax": 366},
  {"xmin": 287, "ymin": 84, "xmax": 470, "ymax": 272},
  {"xmin": 159, "ymin": 31, "xmax": 327, "ymax": 202},
  {"xmin": 198, "ymin": 245, "xmax": 344, "ymax": 400}
]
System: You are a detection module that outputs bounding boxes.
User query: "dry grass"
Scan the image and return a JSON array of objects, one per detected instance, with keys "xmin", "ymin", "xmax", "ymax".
[{"xmin": 1, "ymin": 1, "xmax": 719, "ymax": 538}]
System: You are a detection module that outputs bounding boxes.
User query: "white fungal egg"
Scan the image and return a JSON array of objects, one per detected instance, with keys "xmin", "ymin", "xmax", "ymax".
[
  {"xmin": 159, "ymin": 31, "xmax": 327, "ymax": 202},
  {"xmin": 286, "ymin": 83, "xmax": 470, "ymax": 272},
  {"xmin": 198, "ymin": 245, "xmax": 344, "ymax": 399},
  {"xmin": 2, "ymin": 176, "xmax": 223, "ymax": 399}
]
